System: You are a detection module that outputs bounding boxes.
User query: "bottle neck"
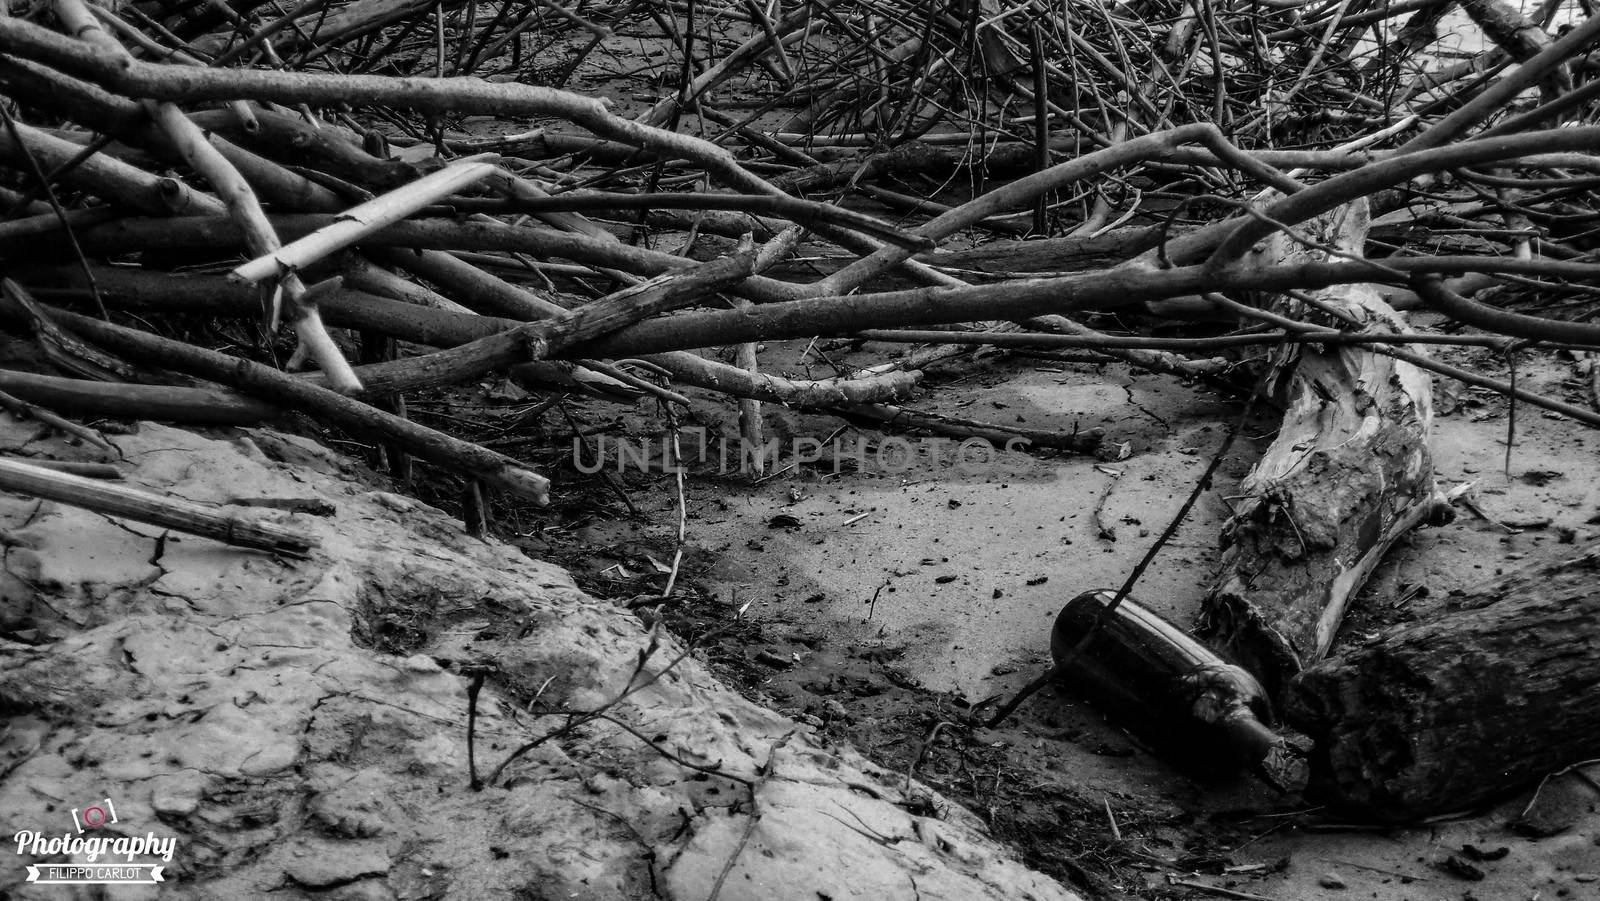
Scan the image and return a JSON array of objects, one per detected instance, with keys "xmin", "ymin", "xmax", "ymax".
[{"xmin": 1219, "ymin": 713, "xmax": 1310, "ymax": 794}]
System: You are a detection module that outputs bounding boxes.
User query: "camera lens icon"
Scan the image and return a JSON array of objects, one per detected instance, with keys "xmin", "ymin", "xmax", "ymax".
[{"xmin": 70, "ymin": 799, "xmax": 117, "ymax": 832}]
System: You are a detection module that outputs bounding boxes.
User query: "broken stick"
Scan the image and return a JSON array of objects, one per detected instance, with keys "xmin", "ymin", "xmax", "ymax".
[{"xmin": 0, "ymin": 458, "xmax": 317, "ymax": 557}]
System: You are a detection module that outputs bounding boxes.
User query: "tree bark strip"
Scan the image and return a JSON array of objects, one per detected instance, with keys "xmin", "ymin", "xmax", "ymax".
[{"xmin": 1198, "ymin": 201, "xmax": 1444, "ymax": 698}]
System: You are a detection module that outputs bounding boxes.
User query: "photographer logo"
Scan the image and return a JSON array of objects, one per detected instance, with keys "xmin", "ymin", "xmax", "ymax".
[{"xmin": 13, "ymin": 796, "xmax": 176, "ymax": 886}]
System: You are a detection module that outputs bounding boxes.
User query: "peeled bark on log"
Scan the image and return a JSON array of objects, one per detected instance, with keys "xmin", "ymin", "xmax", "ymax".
[
  {"xmin": 1284, "ymin": 546, "xmax": 1600, "ymax": 821},
  {"xmin": 1198, "ymin": 200, "xmax": 1444, "ymax": 698}
]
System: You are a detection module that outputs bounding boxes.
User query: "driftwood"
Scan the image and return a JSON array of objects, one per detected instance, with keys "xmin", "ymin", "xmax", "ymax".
[
  {"xmin": 770, "ymin": 226, "xmax": 1173, "ymax": 291},
  {"xmin": 920, "ymin": 226, "xmax": 1168, "ymax": 276},
  {"xmin": 0, "ymin": 458, "xmax": 317, "ymax": 557},
  {"xmin": 1198, "ymin": 200, "xmax": 1445, "ymax": 698},
  {"xmin": 0, "ymin": 459, "xmax": 122, "ymax": 478},
  {"xmin": 0, "ymin": 0, "xmax": 1596, "ymax": 537},
  {"xmin": 17, "ymin": 267, "xmax": 925, "ymax": 410},
  {"xmin": 0, "ymin": 369, "xmax": 278, "ymax": 424},
  {"xmin": 0, "ymin": 280, "xmax": 554, "ymax": 503},
  {"xmin": 1285, "ymin": 545, "xmax": 1600, "ymax": 821}
]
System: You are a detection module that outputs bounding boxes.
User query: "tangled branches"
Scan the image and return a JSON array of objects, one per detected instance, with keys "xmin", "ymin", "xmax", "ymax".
[{"xmin": 0, "ymin": 0, "xmax": 1595, "ymax": 522}]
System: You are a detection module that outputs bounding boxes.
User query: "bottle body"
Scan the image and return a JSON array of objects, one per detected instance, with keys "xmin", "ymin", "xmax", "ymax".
[{"xmin": 1052, "ymin": 589, "xmax": 1308, "ymax": 792}]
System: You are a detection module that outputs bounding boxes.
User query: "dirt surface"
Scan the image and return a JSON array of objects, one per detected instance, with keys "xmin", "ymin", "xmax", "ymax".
[
  {"xmin": 514, "ymin": 332, "xmax": 1600, "ymax": 901},
  {"xmin": 0, "ymin": 417, "xmax": 1079, "ymax": 901}
]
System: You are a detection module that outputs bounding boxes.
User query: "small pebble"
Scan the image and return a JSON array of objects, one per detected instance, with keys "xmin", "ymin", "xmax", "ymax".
[{"xmin": 1319, "ymin": 872, "xmax": 1347, "ymax": 889}]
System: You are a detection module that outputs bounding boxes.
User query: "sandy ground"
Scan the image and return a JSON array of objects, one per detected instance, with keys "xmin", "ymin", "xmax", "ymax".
[
  {"xmin": 0, "ymin": 416, "xmax": 1078, "ymax": 901},
  {"xmin": 529, "ymin": 334, "xmax": 1600, "ymax": 901}
]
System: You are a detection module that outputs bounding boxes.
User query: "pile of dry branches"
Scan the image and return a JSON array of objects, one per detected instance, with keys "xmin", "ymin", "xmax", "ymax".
[{"xmin": 2, "ymin": 0, "xmax": 1600, "ymax": 522}]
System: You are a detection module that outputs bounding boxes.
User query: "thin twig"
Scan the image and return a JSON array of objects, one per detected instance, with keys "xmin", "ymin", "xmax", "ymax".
[{"xmin": 984, "ymin": 348, "xmax": 1280, "ymax": 728}]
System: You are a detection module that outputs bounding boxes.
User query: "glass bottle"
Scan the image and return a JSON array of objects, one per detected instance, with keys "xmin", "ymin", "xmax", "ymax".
[{"xmin": 1052, "ymin": 589, "xmax": 1309, "ymax": 793}]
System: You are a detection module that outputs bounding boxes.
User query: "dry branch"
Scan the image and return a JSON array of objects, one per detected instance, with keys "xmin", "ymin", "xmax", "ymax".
[
  {"xmin": 0, "ymin": 458, "xmax": 317, "ymax": 557},
  {"xmin": 0, "ymin": 281, "xmax": 552, "ymax": 503},
  {"xmin": 832, "ymin": 402, "xmax": 1105, "ymax": 453},
  {"xmin": 0, "ymin": 16, "xmax": 793, "ymax": 198},
  {"xmin": 0, "ymin": 369, "xmax": 276, "ymax": 424},
  {"xmin": 230, "ymin": 157, "xmax": 500, "ymax": 283},
  {"xmin": 16, "ymin": 265, "xmax": 920, "ymax": 408}
]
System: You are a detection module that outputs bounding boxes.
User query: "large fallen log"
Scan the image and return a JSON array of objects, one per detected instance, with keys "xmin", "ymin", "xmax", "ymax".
[
  {"xmin": 1197, "ymin": 200, "xmax": 1445, "ymax": 698},
  {"xmin": 1284, "ymin": 545, "xmax": 1600, "ymax": 821}
]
